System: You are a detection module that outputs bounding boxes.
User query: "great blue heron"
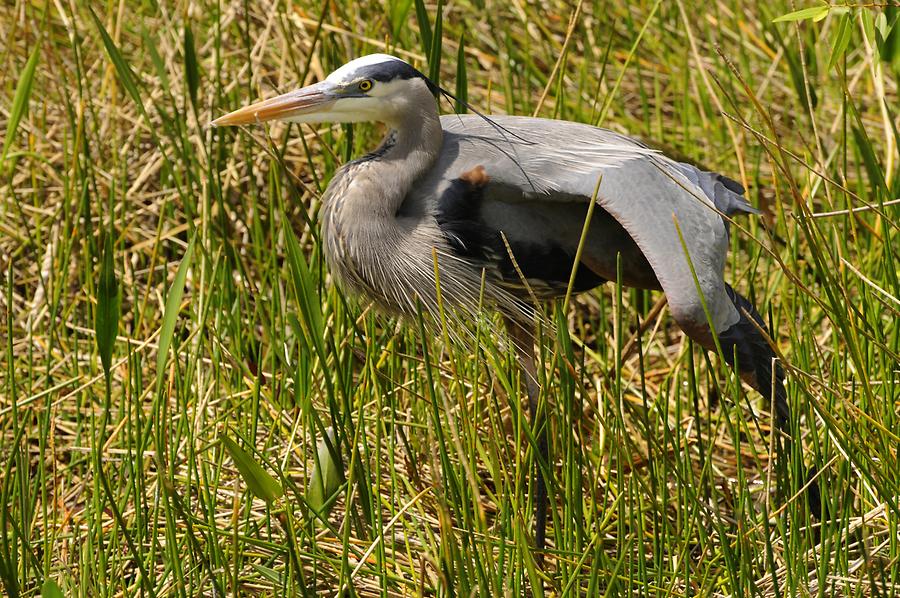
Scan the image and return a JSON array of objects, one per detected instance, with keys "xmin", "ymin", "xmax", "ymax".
[{"xmin": 213, "ymin": 53, "xmax": 820, "ymax": 555}]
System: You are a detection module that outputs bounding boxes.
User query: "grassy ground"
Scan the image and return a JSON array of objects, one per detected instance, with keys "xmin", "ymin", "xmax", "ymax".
[{"xmin": 2, "ymin": 0, "xmax": 899, "ymax": 595}]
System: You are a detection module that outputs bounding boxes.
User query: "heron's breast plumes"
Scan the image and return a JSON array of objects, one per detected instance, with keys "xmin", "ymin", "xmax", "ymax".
[{"xmin": 320, "ymin": 169, "xmax": 530, "ymax": 334}]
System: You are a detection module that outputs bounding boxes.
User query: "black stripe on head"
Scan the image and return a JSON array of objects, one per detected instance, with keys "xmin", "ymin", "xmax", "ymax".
[{"xmin": 355, "ymin": 60, "xmax": 440, "ymax": 95}]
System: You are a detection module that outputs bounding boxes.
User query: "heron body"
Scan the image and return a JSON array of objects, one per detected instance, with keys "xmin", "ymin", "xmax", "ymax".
[
  {"xmin": 214, "ymin": 53, "xmax": 819, "ymax": 555},
  {"xmin": 323, "ymin": 111, "xmax": 752, "ymax": 327}
]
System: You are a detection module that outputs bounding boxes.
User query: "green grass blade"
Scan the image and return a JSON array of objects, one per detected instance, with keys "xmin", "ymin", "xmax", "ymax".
[
  {"xmin": 307, "ymin": 427, "xmax": 343, "ymax": 517},
  {"xmin": 772, "ymin": 5, "xmax": 829, "ymax": 23},
  {"xmin": 155, "ymin": 236, "xmax": 195, "ymax": 392},
  {"xmin": 283, "ymin": 224, "xmax": 325, "ymax": 362},
  {"xmin": 94, "ymin": 233, "xmax": 120, "ymax": 379},
  {"xmin": 414, "ymin": 0, "xmax": 433, "ymax": 62},
  {"xmin": 89, "ymin": 7, "xmax": 144, "ymax": 110},
  {"xmin": 852, "ymin": 126, "xmax": 887, "ymax": 193},
  {"xmin": 428, "ymin": 0, "xmax": 443, "ymax": 85},
  {"xmin": 828, "ymin": 13, "xmax": 852, "ymax": 71},
  {"xmin": 40, "ymin": 580, "xmax": 63, "ymax": 598},
  {"xmin": 184, "ymin": 25, "xmax": 199, "ymax": 110},
  {"xmin": 222, "ymin": 435, "xmax": 284, "ymax": 504},
  {"xmin": 142, "ymin": 27, "xmax": 170, "ymax": 93},
  {"xmin": 389, "ymin": 0, "xmax": 415, "ymax": 39},
  {"xmin": 455, "ymin": 32, "xmax": 467, "ymax": 113},
  {"xmin": 1, "ymin": 40, "xmax": 40, "ymax": 166}
]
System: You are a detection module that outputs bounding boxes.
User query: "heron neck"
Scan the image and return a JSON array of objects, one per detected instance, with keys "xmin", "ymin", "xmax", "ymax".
[
  {"xmin": 366, "ymin": 103, "xmax": 443, "ymax": 214},
  {"xmin": 322, "ymin": 95, "xmax": 442, "ymax": 247}
]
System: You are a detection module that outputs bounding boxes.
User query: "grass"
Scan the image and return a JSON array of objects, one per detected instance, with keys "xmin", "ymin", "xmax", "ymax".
[{"xmin": 1, "ymin": 0, "xmax": 899, "ymax": 595}]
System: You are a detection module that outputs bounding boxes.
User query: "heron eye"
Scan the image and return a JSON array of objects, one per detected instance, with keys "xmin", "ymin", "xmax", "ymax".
[{"xmin": 358, "ymin": 79, "xmax": 373, "ymax": 92}]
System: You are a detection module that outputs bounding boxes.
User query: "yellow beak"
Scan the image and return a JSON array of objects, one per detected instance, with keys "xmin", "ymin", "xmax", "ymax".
[{"xmin": 211, "ymin": 81, "xmax": 337, "ymax": 127}]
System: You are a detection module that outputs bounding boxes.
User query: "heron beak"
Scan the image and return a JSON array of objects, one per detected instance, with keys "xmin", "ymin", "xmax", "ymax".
[{"xmin": 211, "ymin": 81, "xmax": 338, "ymax": 127}]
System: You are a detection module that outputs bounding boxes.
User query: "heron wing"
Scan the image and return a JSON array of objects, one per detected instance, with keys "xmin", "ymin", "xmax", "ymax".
[{"xmin": 424, "ymin": 114, "xmax": 754, "ymax": 333}]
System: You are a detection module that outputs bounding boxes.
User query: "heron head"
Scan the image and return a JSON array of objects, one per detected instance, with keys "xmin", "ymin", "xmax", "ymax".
[{"xmin": 211, "ymin": 54, "xmax": 437, "ymax": 128}]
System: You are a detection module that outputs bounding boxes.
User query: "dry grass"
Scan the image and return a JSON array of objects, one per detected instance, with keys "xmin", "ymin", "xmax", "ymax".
[{"xmin": 1, "ymin": 0, "xmax": 898, "ymax": 596}]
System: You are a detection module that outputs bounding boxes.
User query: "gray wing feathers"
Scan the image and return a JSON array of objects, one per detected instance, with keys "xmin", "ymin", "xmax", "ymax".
[
  {"xmin": 436, "ymin": 114, "xmax": 747, "ymax": 334},
  {"xmin": 592, "ymin": 159, "xmax": 741, "ymax": 334},
  {"xmin": 441, "ymin": 115, "xmax": 660, "ymax": 193}
]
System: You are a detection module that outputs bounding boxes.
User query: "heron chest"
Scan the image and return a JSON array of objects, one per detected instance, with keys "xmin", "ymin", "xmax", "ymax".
[
  {"xmin": 320, "ymin": 178, "xmax": 430, "ymax": 313},
  {"xmin": 321, "ymin": 192, "xmax": 380, "ymax": 299}
]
